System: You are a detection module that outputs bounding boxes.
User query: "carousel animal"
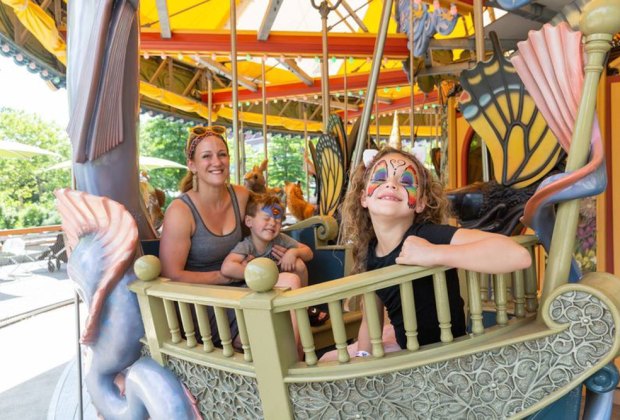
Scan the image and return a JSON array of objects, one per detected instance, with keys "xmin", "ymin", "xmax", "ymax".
[
  {"xmin": 139, "ymin": 171, "xmax": 165, "ymax": 231},
  {"xmin": 284, "ymin": 181, "xmax": 315, "ymax": 222},
  {"xmin": 243, "ymin": 159, "xmax": 285, "ymax": 204},
  {"xmin": 55, "ymin": 189, "xmax": 198, "ymax": 419},
  {"xmin": 66, "ymin": 0, "xmax": 157, "ymax": 240}
]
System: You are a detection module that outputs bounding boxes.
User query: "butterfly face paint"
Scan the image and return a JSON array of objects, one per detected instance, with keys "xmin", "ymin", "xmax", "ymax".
[
  {"xmin": 367, "ymin": 160, "xmax": 388, "ymax": 197},
  {"xmin": 262, "ymin": 203, "xmax": 283, "ymax": 220},
  {"xmin": 400, "ymin": 165, "xmax": 419, "ymax": 209}
]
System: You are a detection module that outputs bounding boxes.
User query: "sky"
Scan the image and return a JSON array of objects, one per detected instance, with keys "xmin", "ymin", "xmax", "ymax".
[{"xmin": 0, "ymin": 54, "xmax": 69, "ymax": 128}]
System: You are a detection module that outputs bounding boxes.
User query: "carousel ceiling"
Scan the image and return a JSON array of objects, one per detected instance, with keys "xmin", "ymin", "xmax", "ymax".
[{"xmin": 0, "ymin": 0, "xmax": 604, "ymax": 135}]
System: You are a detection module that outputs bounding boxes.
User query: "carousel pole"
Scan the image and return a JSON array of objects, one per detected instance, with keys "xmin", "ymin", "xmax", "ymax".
[
  {"xmin": 312, "ymin": 0, "xmax": 342, "ymax": 133},
  {"xmin": 230, "ymin": 0, "xmax": 241, "ymax": 184},
  {"xmin": 344, "ymin": 57, "xmax": 348, "ymax": 128},
  {"xmin": 261, "ymin": 56, "xmax": 268, "ymax": 184},
  {"xmin": 473, "ymin": 0, "xmax": 490, "ymax": 182},
  {"xmin": 207, "ymin": 70, "xmax": 213, "ymax": 125},
  {"xmin": 350, "ymin": 0, "xmax": 394, "ymax": 172},
  {"xmin": 409, "ymin": 0, "xmax": 415, "ymax": 144}
]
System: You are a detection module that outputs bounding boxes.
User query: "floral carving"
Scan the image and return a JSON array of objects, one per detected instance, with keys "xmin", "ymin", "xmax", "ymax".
[
  {"xmin": 289, "ymin": 290, "xmax": 615, "ymax": 419},
  {"xmin": 165, "ymin": 356, "xmax": 263, "ymax": 419}
]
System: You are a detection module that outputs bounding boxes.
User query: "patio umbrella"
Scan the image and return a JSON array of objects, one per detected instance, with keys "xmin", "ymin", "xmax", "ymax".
[
  {"xmin": 44, "ymin": 156, "xmax": 187, "ymax": 171},
  {"xmin": 0, "ymin": 140, "xmax": 60, "ymax": 159}
]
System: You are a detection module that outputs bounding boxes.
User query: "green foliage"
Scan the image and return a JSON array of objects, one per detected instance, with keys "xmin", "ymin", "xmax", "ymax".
[
  {"xmin": 138, "ymin": 115, "xmax": 191, "ymax": 205},
  {"xmin": 244, "ymin": 133, "xmax": 309, "ymax": 192},
  {"xmin": 0, "ymin": 107, "xmax": 71, "ymax": 228}
]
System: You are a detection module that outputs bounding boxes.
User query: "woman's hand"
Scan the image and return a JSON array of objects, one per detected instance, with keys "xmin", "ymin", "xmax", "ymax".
[
  {"xmin": 279, "ymin": 250, "xmax": 297, "ymax": 272},
  {"xmin": 270, "ymin": 244, "xmax": 288, "ymax": 262}
]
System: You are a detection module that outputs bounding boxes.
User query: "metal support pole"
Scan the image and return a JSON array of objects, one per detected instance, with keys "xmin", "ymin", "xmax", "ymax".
[
  {"xmin": 207, "ymin": 70, "xmax": 213, "ymax": 125},
  {"xmin": 344, "ymin": 57, "xmax": 348, "ymax": 127},
  {"xmin": 409, "ymin": 0, "xmax": 415, "ymax": 143},
  {"xmin": 261, "ymin": 56, "xmax": 268, "ymax": 184},
  {"xmin": 230, "ymin": 0, "xmax": 241, "ymax": 184},
  {"xmin": 473, "ymin": 0, "xmax": 490, "ymax": 182},
  {"xmin": 312, "ymin": 0, "xmax": 342, "ymax": 133},
  {"xmin": 350, "ymin": 0, "xmax": 394, "ymax": 173}
]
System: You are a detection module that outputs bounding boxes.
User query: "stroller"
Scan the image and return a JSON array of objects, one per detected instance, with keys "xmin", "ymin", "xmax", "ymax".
[{"xmin": 38, "ymin": 233, "xmax": 68, "ymax": 272}]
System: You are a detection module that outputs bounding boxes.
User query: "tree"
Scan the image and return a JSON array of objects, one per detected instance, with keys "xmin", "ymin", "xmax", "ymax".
[
  {"xmin": 138, "ymin": 115, "xmax": 191, "ymax": 204},
  {"xmin": 0, "ymin": 107, "xmax": 71, "ymax": 228}
]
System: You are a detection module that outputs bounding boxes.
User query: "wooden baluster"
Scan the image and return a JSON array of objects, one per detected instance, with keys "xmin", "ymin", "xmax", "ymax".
[
  {"xmin": 295, "ymin": 308, "xmax": 318, "ymax": 366},
  {"xmin": 195, "ymin": 304, "xmax": 215, "ymax": 352},
  {"xmin": 235, "ymin": 309, "xmax": 252, "ymax": 362},
  {"xmin": 363, "ymin": 292, "xmax": 385, "ymax": 357},
  {"xmin": 214, "ymin": 306, "xmax": 234, "ymax": 357},
  {"xmin": 399, "ymin": 282, "xmax": 419, "ymax": 351},
  {"xmin": 467, "ymin": 271, "xmax": 484, "ymax": 335},
  {"xmin": 178, "ymin": 302, "xmax": 197, "ymax": 348},
  {"xmin": 494, "ymin": 273, "xmax": 509, "ymax": 325},
  {"xmin": 513, "ymin": 269, "xmax": 526, "ymax": 318},
  {"xmin": 433, "ymin": 272, "xmax": 453, "ymax": 343},
  {"xmin": 328, "ymin": 301, "xmax": 350, "ymax": 363},
  {"xmin": 163, "ymin": 299, "xmax": 181, "ymax": 344},
  {"xmin": 524, "ymin": 246, "xmax": 539, "ymax": 313}
]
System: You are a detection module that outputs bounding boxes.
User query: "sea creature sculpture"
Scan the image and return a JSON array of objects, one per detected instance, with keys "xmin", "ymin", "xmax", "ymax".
[
  {"xmin": 66, "ymin": 0, "xmax": 156, "ymax": 240},
  {"xmin": 513, "ymin": 22, "xmax": 606, "ymax": 282},
  {"xmin": 55, "ymin": 188, "xmax": 198, "ymax": 419}
]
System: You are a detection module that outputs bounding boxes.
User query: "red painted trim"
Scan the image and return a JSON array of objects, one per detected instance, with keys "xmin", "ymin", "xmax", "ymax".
[
  {"xmin": 604, "ymin": 75, "xmax": 619, "ymax": 273},
  {"xmin": 207, "ymin": 69, "xmax": 410, "ymax": 104},
  {"xmin": 344, "ymin": 92, "xmax": 439, "ymax": 118},
  {"xmin": 141, "ymin": 31, "xmax": 410, "ymax": 58},
  {"xmin": 461, "ymin": 126, "xmax": 474, "ymax": 186}
]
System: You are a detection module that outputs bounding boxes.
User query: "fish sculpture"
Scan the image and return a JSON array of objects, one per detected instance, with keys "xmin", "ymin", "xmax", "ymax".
[{"xmin": 55, "ymin": 189, "xmax": 198, "ymax": 419}]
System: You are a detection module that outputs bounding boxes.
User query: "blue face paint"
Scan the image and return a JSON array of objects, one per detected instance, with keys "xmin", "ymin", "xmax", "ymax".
[{"xmin": 262, "ymin": 203, "xmax": 284, "ymax": 220}]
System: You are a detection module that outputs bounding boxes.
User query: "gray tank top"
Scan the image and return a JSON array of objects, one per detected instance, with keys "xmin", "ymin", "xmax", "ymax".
[{"xmin": 178, "ymin": 185, "xmax": 243, "ymax": 272}]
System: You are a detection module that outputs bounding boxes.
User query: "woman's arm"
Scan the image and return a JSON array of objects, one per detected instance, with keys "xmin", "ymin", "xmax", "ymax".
[
  {"xmin": 290, "ymin": 242, "xmax": 313, "ymax": 262},
  {"xmin": 395, "ymin": 228, "xmax": 532, "ymax": 274},
  {"xmin": 159, "ymin": 200, "xmax": 233, "ymax": 285},
  {"xmin": 356, "ymin": 293, "xmax": 385, "ymax": 355}
]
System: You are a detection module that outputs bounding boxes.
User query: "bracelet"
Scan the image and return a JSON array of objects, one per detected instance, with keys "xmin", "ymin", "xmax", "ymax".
[{"xmin": 356, "ymin": 350, "xmax": 371, "ymax": 358}]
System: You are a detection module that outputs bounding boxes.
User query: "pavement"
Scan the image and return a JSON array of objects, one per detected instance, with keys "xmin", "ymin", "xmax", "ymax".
[{"xmin": 0, "ymin": 260, "xmax": 80, "ymax": 419}]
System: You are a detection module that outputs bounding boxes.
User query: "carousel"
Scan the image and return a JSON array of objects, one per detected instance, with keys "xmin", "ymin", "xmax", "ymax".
[{"xmin": 1, "ymin": 0, "xmax": 620, "ymax": 418}]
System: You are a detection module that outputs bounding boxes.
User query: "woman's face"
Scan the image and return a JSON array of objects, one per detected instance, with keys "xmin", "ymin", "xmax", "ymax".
[
  {"xmin": 361, "ymin": 152, "xmax": 423, "ymax": 218},
  {"xmin": 188, "ymin": 136, "xmax": 230, "ymax": 186}
]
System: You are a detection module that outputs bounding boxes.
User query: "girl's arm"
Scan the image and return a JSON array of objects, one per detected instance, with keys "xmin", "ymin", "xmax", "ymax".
[
  {"xmin": 159, "ymin": 200, "xmax": 235, "ymax": 285},
  {"xmin": 395, "ymin": 228, "xmax": 531, "ymax": 274},
  {"xmin": 356, "ymin": 293, "xmax": 385, "ymax": 355},
  {"xmin": 221, "ymin": 253, "xmax": 249, "ymax": 280}
]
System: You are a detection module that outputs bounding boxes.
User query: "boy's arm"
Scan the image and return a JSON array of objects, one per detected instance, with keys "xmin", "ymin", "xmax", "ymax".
[{"xmin": 221, "ymin": 253, "xmax": 249, "ymax": 280}]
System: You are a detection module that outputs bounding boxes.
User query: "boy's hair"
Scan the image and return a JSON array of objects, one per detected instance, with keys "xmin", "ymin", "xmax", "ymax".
[
  {"xmin": 246, "ymin": 192, "xmax": 283, "ymax": 217},
  {"xmin": 340, "ymin": 146, "xmax": 451, "ymax": 274}
]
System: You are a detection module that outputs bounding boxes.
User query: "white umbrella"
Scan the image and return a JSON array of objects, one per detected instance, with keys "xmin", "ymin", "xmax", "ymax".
[
  {"xmin": 0, "ymin": 140, "xmax": 60, "ymax": 159},
  {"xmin": 44, "ymin": 156, "xmax": 187, "ymax": 171}
]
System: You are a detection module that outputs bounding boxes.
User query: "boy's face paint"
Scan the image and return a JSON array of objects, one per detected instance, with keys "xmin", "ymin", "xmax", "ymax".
[
  {"xmin": 365, "ymin": 154, "xmax": 420, "ymax": 210},
  {"xmin": 261, "ymin": 203, "xmax": 283, "ymax": 220},
  {"xmin": 367, "ymin": 160, "xmax": 388, "ymax": 197}
]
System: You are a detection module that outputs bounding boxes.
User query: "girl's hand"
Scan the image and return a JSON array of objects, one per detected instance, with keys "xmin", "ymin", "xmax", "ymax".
[
  {"xmin": 395, "ymin": 235, "xmax": 440, "ymax": 267},
  {"xmin": 271, "ymin": 244, "xmax": 288, "ymax": 262},
  {"xmin": 279, "ymin": 250, "xmax": 297, "ymax": 272}
]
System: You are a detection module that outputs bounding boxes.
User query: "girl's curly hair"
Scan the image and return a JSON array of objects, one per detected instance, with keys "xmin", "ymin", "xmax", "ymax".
[{"xmin": 340, "ymin": 147, "xmax": 451, "ymax": 274}]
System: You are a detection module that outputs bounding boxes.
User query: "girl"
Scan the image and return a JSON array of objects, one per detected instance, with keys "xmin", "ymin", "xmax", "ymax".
[{"xmin": 340, "ymin": 147, "xmax": 532, "ymax": 355}]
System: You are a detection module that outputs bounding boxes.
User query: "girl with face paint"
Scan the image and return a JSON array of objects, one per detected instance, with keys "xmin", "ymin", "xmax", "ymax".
[{"xmin": 340, "ymin": 147, "xmax": 532, "ymax": 354}]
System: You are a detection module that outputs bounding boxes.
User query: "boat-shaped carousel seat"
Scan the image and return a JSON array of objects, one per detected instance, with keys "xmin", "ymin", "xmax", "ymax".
[{"xmin": 52, "ymin": 0, "xmax": 620, "ymax": 418}]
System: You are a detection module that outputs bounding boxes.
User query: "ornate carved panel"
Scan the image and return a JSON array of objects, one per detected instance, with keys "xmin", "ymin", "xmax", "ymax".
[{"xmin": 289, "ymin": 291, "xmax": 615, "ymax": 419}]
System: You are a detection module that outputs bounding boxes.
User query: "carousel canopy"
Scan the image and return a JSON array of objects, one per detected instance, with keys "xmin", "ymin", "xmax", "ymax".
[{"xmin": 0, "ymin": 0, "xmax": 590, "ymax": 135}]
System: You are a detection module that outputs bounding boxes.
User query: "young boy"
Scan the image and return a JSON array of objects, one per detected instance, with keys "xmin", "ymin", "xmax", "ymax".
[{"xmin": 222, "ymin": 192, "xmax": 313, "ymax": 287}]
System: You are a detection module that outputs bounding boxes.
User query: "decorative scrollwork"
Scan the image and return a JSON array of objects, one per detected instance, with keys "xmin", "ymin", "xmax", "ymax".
[
  {"xmin": 289, "ymin": 290, "xmax": 616, "ymax": 419},
  {"xmin": 166, "ymin": 356, "xmax": 263, "ymax": 419}
]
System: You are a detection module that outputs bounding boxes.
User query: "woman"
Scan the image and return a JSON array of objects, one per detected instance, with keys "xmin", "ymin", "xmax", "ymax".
[{"xmin": 160, "ymin": 125, "xmax": 250, "ymax": 284}]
